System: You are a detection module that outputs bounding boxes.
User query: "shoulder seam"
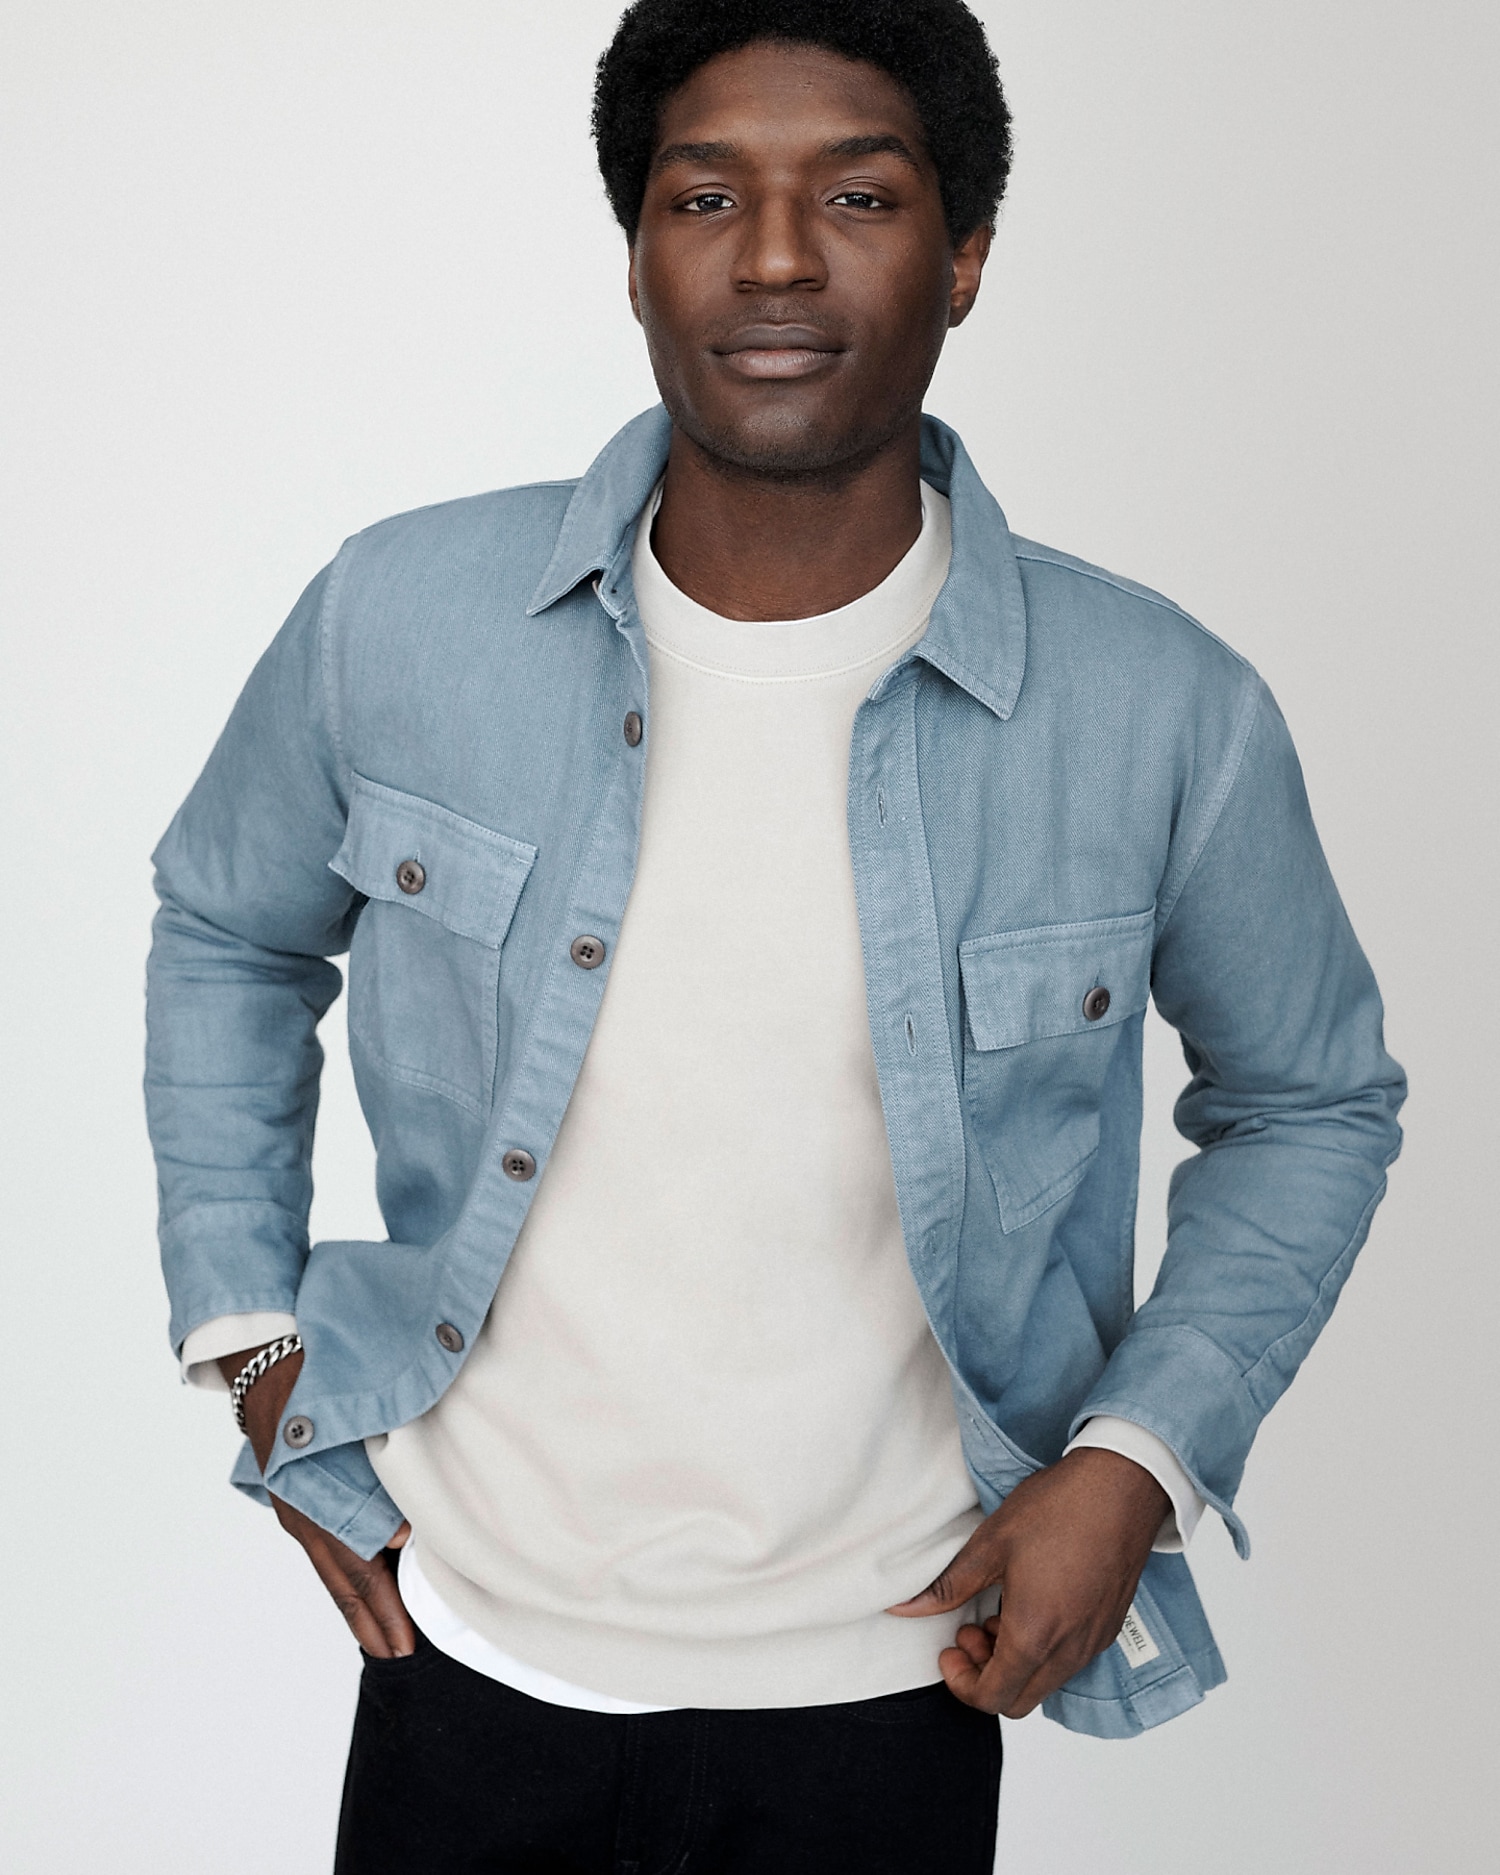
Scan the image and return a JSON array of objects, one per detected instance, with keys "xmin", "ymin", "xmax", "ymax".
[{"xmin": 1012, "ymin": 542, "xmax": 1250, "ymax": 667}]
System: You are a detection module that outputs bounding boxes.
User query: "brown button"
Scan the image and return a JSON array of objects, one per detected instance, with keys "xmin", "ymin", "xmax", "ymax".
[
  {"xmin": 1083, "ymin": 986, "xmax": 1112, "ymax": 1021},
  {"xmin": 570, "ymin": 935, "xmax": 606, "ymax": 970},
  {"xmin": 283, "ymin": 1415, "xmax": 314, "ymax": 1448},
  {"xmin": 435, "ymin": 1322, "xmax": 464, "ymax": 1354},
  {"xmin": 623, "ymin": 710, "xmax": 644, "ymax": 747},
  {"xmin": 502, "ymin": 1148, "xmax": 536, "ymax": 1181},
  {"xmin": 395, "ymin": 859, "xmax": 426, "ymax": 895}
]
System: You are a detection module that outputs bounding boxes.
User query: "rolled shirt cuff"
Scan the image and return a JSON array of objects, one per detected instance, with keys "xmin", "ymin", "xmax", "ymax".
[
  {"xmin": 1064, "ymin": 1415, "xmax": 1206, "ymax": 1553},
  {"xmin": 181, "ymin": 1312, "xmax": 299, "ymax": 1390}
]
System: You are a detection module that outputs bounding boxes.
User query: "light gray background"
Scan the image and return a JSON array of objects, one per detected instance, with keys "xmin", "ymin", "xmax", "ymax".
[{"xmin": 3, "ymin": 3, "xmax": 1495, "ymax": 1870}]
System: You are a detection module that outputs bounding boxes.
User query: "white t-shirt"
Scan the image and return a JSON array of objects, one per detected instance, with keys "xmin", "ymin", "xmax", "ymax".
[
  {"xmin": 185, "ymin": 481, "xmax": 1202, "ymax": 1713},
  {"xmin": 366, "ymin": 480, "xmax": 985, "ymax": 1709}
]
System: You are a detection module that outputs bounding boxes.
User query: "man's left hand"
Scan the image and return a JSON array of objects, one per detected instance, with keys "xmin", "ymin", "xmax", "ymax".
[{"xmin": 887, "ymin": 1446, "xmax": 1170, "ymax": 1717}]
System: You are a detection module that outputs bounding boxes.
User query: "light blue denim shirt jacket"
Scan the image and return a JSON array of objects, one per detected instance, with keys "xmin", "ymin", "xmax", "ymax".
[{"xmin": 147, "ymin": 407, "xmax": 1404, "ymax": 1737}]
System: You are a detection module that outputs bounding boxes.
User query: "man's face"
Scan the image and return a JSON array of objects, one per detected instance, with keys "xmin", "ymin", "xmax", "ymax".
[{"xmin": 629, "ymin": 40, "xmax": 989, "ymax": 481}]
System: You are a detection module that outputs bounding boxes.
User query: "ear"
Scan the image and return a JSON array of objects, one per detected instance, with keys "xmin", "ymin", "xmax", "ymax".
[
  {"xmin": 948, "ymin": 222, "xmax": 992, "ymax": 328},
  {"xmin": 627, "ymin": 243, "xmax": 642, "ymax": 325}
]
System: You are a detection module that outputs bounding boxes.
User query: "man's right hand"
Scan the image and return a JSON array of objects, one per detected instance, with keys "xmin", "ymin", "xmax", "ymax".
[{"xmin": 217, "ymin": 1343, "xmax": 416, "ymax": 1659}]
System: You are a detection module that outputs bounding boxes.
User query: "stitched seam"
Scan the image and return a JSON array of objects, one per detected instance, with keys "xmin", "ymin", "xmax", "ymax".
[
  {"xmin": 1012, "ymin": 544, "xmax": 1250, "ymax": 666},
  {"xmin": 424, "ymin": 718, "xmax": 633, "ymax": 1318},
  {"xmin": 293, "ymin": 1453, "xmax": 401, "ymax": 1548},
  {"xmin": 960, "ymin": 909, "xmax": 1155, "ymax": 958},
  {"xmin": 347, "ymin": 1019, "xmax": 487, "ymax": 1120},
  {"xmin": 344, "ymin": 774, "xmax": 538, "ymax": 860},
  {"xmin": 999, "ymin": 1145, "xmax": 1096, "ymax": 1232},
  {"xmin": 1047, "ymin": 1664, "xmax": 1199, "ymax": 1706},
  {"xmin": 1242, "ymin": 1180, "xmax": 1385, "ymax": 1398},
  {"xmin": 319, "ymin": 542, "xmax": 354, "ymax": 779},
  {"xmin": 1155, "ymin": 673, "xmax": 1264, "ymax": 935},
  {"xmin": 914, "ymin": 638, "xmax": 1010, "ymax": 717},
  {"xmin": 643, "ymin": 627, "xmax": 924, "ymax": 684},
  {"xmin": 159, "ymin": 1194, "xmax": 305, "ymax": 1232},
  {"xmin": 971, "ymin": 1004, "xmax": 1144, "ymax": 1049}
]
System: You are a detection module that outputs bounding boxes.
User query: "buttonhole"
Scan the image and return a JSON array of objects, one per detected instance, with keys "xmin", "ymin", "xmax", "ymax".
[
  {"xmin": 904, "ymin": 1013, "xmax": 917, "ymax": 1056},
  {"xmin": 877, "ymin": 788, "xmax": 887, "ymax": 826}
]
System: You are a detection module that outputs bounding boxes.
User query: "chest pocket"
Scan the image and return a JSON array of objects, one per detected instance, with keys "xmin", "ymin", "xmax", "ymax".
[
  {"xmin": 959, "ymin": 907, "xmax": 1154, "ymax": 1232},
  {"xmin": 330, "ymin": 774, "xmax": 537, "ymax": 1119}
]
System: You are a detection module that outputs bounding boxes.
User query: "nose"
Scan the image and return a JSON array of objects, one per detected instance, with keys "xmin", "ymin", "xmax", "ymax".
[{"xmin": 734, "ymin": 195, "xmax": 826, "ymax": 294}]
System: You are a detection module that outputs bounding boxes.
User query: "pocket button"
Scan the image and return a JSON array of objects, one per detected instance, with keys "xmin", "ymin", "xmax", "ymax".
[
  {"xmin": 1082, "ymin": 986, "xmax": 1111, "ymax": 1021},
  {"xmin": 395, "ymin": 859, "xmax": 426, "ymax": 895}
]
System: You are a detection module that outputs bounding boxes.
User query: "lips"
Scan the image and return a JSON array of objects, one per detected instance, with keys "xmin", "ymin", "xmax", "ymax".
[{"xmin": 713, "ymin": 324, "xmax": 844, "ymax": 380}]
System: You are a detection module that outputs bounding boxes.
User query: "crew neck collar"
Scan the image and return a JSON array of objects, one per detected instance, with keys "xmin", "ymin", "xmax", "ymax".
[{"xmin": 630, "ymin": 481, "xmax": 952, "ymax": 682}]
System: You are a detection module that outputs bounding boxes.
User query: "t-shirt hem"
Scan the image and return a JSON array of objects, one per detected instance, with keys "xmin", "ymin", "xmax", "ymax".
[{"xmin": 415, "ymin": 1543, "xmax": 981, "ymax": 1711}]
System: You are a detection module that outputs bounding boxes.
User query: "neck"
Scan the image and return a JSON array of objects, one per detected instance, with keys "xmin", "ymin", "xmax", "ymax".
[{"xmin": 649, "ymin": 419, "xmax": 925, "ymax": 621}]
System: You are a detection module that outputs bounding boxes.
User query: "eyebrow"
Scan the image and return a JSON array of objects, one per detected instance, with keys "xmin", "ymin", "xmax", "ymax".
[
  {"xmin": 821, "ymin": 134, "xmax": 924, "ymax": 173},
  {"xmin": 651, "ymin": 140, "xmax": 738, "ymax": 175},
  {"xmin": 650, "ymin": 132, "xmax": 926, "ymax": 177}
]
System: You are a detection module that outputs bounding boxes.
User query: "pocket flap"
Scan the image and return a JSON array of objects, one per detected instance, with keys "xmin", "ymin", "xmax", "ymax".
[
  {"xmin": 959, "ymin": 907, "xmax": 1154, "ymax": 1051},
  {"xmin": 330, "ymin": 775, "xmax": 537, "ymax": 948}
]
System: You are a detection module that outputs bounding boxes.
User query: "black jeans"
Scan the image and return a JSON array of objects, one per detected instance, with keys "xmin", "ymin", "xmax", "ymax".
[{"xmin": 335, "ymin": 1629, "xmax": 1001, "ymax": 1874}]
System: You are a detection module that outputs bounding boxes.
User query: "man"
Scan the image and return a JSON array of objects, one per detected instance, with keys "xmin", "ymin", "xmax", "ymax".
[{"xmin": 146, "ymin": 1, "xmax": 1405, "ymax": 1868}]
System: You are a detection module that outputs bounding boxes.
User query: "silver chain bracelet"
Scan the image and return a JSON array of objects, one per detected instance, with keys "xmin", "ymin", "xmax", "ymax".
[{"xmin": 229, "ymin": 1333, "xmax": 303, "ymax": 1434}]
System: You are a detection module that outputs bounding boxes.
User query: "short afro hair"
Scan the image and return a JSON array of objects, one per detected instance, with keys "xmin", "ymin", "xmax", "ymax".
[{"xmin": 592, "ymin": 0, "xmax": 1012, "ymax": 246}]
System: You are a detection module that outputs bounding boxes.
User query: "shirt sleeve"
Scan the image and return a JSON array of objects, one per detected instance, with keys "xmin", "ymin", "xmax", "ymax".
[
  {"xmin": 146, "ymin": 560, "xmax": 359, "ymax": 1360},
  {"xmin": 1064, "ymin": 1416, "xmax": 1205, "ymax": 1553},
  {"xmin": 180, "ymin": 1312, "xmax": 300, "ymax": 1391},
  {"xmin": 1070, "ymin": 678, "xmax": 1405, "ymax": 1551}
]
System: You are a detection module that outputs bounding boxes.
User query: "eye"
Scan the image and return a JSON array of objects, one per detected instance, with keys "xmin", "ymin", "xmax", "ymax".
[
  {"xmin": 680, "ymin": 191, "xmax": 734, "ymax": 215},
  {"xmin": 830, "ymin": 190, "xmax": 889, "ymax": 211}
]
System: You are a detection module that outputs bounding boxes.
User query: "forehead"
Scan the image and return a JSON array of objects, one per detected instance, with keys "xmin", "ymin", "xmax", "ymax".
[{"xmin": 653, "ymin": 39, "xmax": 930, "ymax": 161}]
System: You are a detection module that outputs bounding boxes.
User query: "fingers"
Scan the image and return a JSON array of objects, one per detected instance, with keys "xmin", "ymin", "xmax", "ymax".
[
  {"xmin": 303, "ymin": 1539, "xmax": 403, "ymax": 1656},
  {"xmin": 941, "ymin": 1601, "xmax": 1123, "ymax": 1718},
  {"xmin": 949, "ymin": 1623, "xmax": 995, "ymax": 1674},
  {"xmin": 926, "ymin": 1449, "xmax": 1168, "ymax": 1714},
  {"xmin": 887, "ymin": 1526, "xmax": 1005, "ymax": 1617},
  {"xmin": 344, "ymin": 1547, "xmax": 417, "ymax": 1658},
  {"xmin": 938, "ymin": 1644, "xmax": 991, "ymax": 1709},
  {"xmin": 940, "ymin": 1624, "xmax": 1045, "ymax": 1717},
  {"xmin": 271, "ymin": 1494, "xmax": 417, "ymax": 1658}
]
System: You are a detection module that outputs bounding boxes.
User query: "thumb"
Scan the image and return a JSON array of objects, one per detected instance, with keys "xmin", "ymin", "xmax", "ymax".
[{"xmin": 886, "ymin": 1525, "xmax": 1005, "ymax": 1617}]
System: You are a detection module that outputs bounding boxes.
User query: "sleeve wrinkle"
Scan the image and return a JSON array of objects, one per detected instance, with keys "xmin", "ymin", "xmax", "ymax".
[{"xmin": 1241, "ymin": 1185, "xmax": 1384, "ymax": 1392}]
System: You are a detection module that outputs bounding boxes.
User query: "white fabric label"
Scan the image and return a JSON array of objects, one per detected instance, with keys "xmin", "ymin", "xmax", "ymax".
[{"xmin": 1116, "ymin": 1602, "xmax": 1161, "ymax": 1669}]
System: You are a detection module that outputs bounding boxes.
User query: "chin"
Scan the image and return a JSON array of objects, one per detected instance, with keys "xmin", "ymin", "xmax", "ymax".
[{"xmin": 674, "ymin": 393, "xmax": 905, "ymax": 487}]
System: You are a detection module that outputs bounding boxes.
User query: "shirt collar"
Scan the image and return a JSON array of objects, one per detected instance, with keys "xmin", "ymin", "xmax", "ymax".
[{"xmin": 527, "ymin": 404, "xmax": 1027, "ymax": 722}]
